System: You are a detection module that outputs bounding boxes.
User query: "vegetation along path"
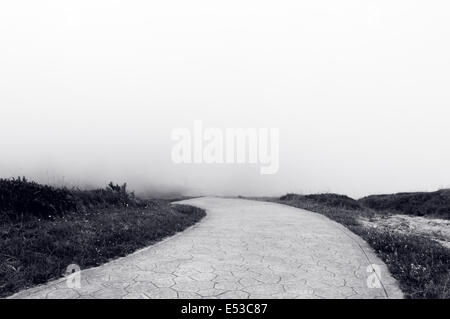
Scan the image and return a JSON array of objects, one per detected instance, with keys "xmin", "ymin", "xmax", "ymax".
[{"xmin": 10, "ymin": 197, "xmax": 403, "ymax": 299}]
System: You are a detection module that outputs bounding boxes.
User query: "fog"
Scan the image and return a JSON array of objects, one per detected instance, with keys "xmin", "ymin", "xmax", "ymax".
[{"xmin": 1, "ymin": 1, "xmax": 450, "ymax": 198}]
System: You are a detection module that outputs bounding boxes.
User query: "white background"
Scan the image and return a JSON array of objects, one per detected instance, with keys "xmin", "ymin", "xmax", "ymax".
[{"xmin": 1, "ymin": 1, "xmax": 449, "ymax": 197}]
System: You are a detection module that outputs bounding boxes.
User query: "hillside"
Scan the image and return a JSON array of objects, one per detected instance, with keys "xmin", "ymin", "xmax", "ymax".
[{"xmin": 359, "ymin": 189, "xmax": 450, "ymax": 219}]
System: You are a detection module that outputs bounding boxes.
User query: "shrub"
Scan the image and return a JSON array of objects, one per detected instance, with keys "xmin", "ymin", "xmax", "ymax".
[
  {"xmin": 0, "ymin": 177, "xmax": 76, "ymax": 220},
  {"xmin": 359, "ymin": 189, "xmax": 450, "ymax": 219},
  {"xmin": 0, "ymin": 178, "xmax": 143, "ymax": 221},
  {"xmin": 280, "ymin": 193, "xmax": 362, "ymax": 210}
]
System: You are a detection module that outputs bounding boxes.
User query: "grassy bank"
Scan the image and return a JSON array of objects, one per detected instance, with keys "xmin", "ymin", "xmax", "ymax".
[
  {"xmin": 360, "ymin": 189, "xmax": 450, "ymax": 219},
  {"xmin": 0, "ymin": 178, "xmax": 205, "ymax": 297},
  {"xmin": 270, "ymin": 193, "xmax": 450, "ymax": 299}
]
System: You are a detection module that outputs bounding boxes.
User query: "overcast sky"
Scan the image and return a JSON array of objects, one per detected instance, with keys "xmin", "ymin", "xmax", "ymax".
[{"xmin": 1, "ymin": 1, "xmax": 449, "ymax": 198}]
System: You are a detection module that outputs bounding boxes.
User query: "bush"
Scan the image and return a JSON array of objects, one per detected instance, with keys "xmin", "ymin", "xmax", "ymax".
[
  {"xmin": 0, "ymin": 177, "xmax": 76, "ymax": 220},
  {"xmin": 359, "ymin": 189, "xmax": 450, "ymax": 219},
  {"xmin": 0, "ymin": 178, "xmax": 143, "ymax": 221},
  {"xmin": 280, "ymin": 193, "xmax": 362, "ymax": 210},
  {"xmin": 72, "ymin": 182, "xmax": 144, "ymax": 210}
]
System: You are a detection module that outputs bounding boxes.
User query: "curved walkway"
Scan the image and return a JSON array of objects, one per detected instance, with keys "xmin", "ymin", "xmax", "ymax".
[{"xmin": 10, "ymin": 197, "xmax": 403, "ymax": 299}]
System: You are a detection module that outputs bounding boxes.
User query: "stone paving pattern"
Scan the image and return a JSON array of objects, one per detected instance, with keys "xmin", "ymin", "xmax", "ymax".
[{"xmin": 10, "ymin": 197, "xmax": 403, "ymax": 299}]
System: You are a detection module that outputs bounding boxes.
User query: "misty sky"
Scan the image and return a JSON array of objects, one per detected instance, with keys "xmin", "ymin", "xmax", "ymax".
[{"xmin": 1, "ymin": 1, "xmax": 449, "ymax": 198}]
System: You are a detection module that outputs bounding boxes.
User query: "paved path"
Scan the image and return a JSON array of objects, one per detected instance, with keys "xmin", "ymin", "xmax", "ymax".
[{"xmin": 10, "ymin": 197, "xmax": 403, "ymax": 299}]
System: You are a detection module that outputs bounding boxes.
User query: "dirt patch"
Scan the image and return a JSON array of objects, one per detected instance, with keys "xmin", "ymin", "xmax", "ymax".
[{"xmin": 361, "ymin": 214, "xmax": 450, "ymax": 249}]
